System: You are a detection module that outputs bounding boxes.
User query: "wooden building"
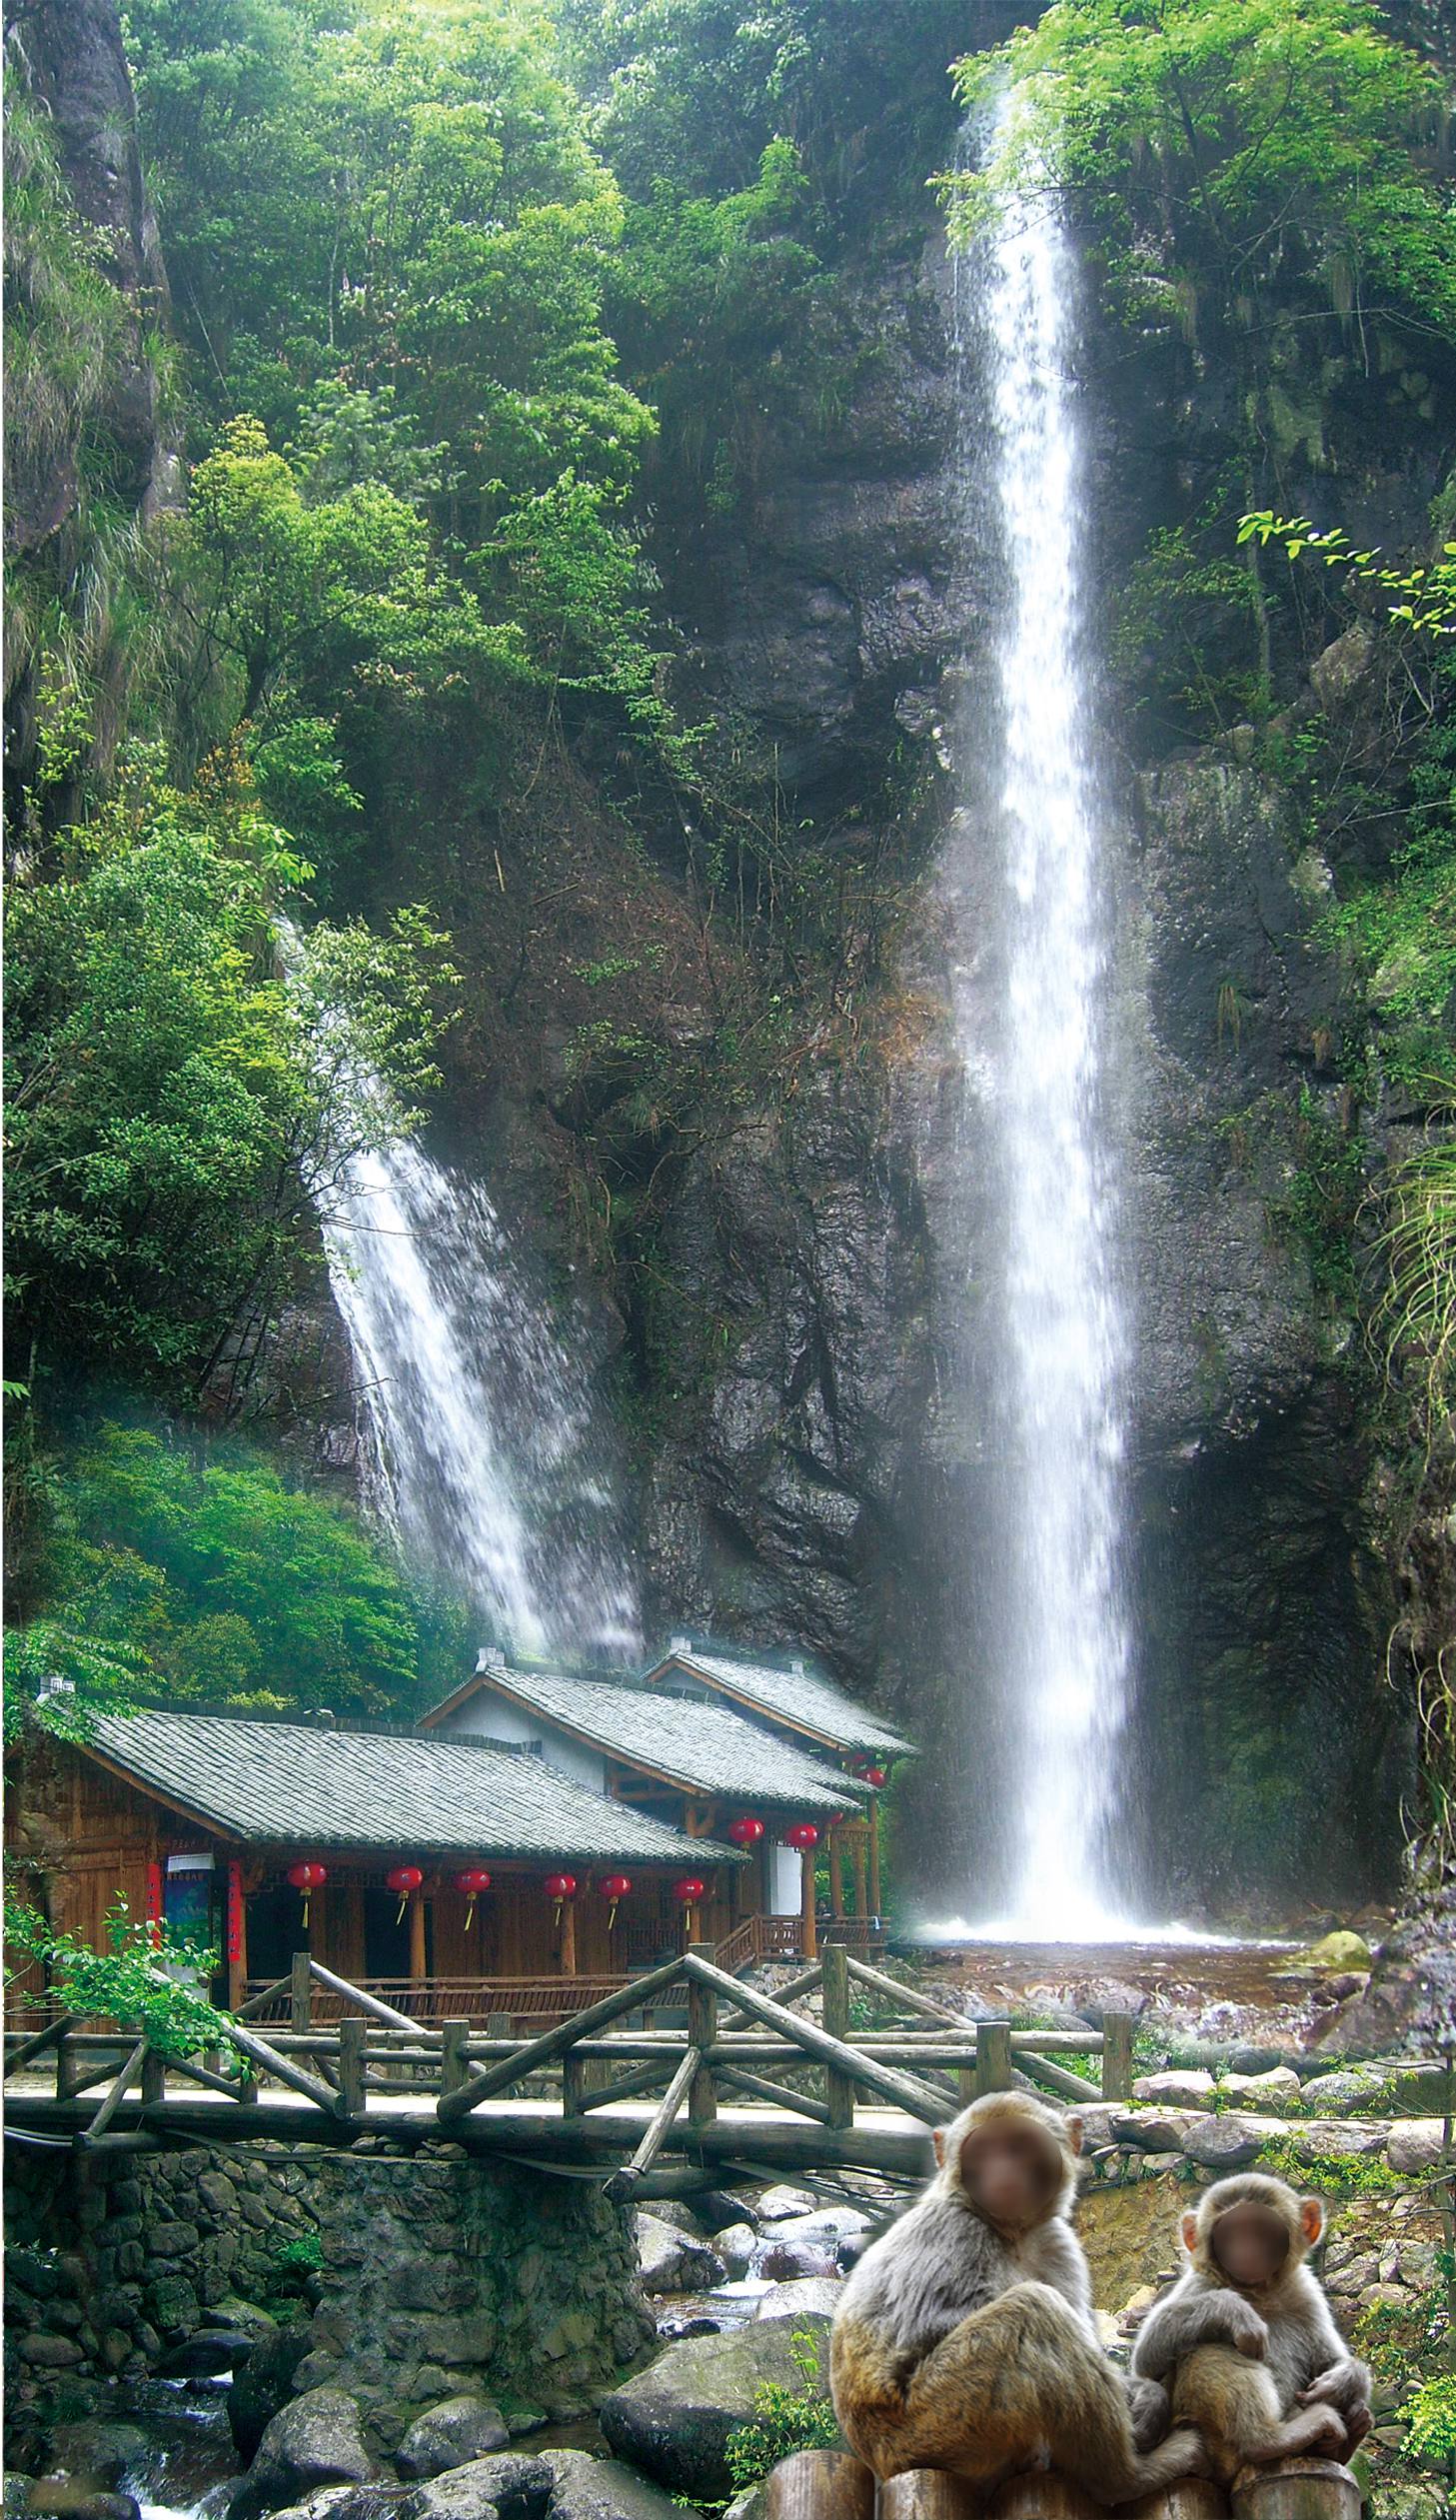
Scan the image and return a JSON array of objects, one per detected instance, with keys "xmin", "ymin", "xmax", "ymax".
[{"xmin": 7, "ymin": 1640, "xmax": 915, "ymax": 2021}]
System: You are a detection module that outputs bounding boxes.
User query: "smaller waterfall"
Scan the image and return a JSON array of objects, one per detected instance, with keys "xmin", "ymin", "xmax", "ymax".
[{"xmin": 286, "ymin": 926, "xmax": 639, "ymax": 1659}]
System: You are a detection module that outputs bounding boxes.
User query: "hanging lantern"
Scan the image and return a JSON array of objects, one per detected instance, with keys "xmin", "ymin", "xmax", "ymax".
[
  {"xmin": 546, "ymin": 1871, "xmax": 578, "ymax": 1926},
  {"xmin": 387, "ymin": 1863, "xmax": 425, "ymax": 1924},
  {"xmin": 860, "ymin": 1766, "xmax": 888, "ymax": 1790},
  {"xmin": 825, "ymin": 1812, "xmax": 848, "ymax": 1830},
  {"xmin": 456, "ymin": 1867, "xmax": 492, "ymax": 1929},
  {"xmin": 727, "ymin": 1815, "xmax": 764, "ymax": 1847},
  {"xmin": 599, "ymin": 1873, "xmax": 633, "ymax": 1929},
  {"xmin": 784, "ymin": 1822, "xmax": 819, "ymax": 1851},
  {"xmin": 287, "ymin": 1860, "xmax": 327, "ymax": 1926},
  {"xmin": 672, "ymin": 1876, "xmax": 707, "ymax": 1904}
]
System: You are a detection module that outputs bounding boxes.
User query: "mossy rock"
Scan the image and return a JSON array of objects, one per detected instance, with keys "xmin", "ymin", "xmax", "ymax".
[{"xmin": 1296, "ymin": 1930, "xmax": 1373, "ymax": 1970}]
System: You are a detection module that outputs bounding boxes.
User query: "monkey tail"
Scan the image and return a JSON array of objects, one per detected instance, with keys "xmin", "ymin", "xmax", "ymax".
[{"xmin": 1117, "ymin": 2425, "xmax": 1211, "ymax": 2500}]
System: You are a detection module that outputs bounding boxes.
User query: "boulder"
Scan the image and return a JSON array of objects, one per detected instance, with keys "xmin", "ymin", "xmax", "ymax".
[
  {"xmin": 160, "ymin": 2332, "xmax": 256, "ymax": 2379},
  {"xmin": 1296, "ymin": 1931, "xmax": 1373, "ymax": 1971},
  {"xmin": 1182, "ymin": 2115, "xmax": 1266, "ymax": 2171},
  {"xmin": 598, "ymin": 2316, "xmax": 839, "ymax": 2501},
  {"xmin": 264, "ymin": 2493, "xmax": 407, "ymax": 2520},
  {"xmin": 752, "ymin": 2240, "xmax": 838, "ymax": 2283},
  {"xmin": 1131, "ymin": 2071, "xmax": 1216, "ymax": 2109},
  {"xmin": 409, "ymin": 2456, "xmax": 551, "ymax": 2520},
  {"xmin": 751, "ymin": 2187, "xmax": 816, "ymax": 2223},
  {"xmin": 229, "ymin": 2327, "xmax": 313, "ymax": 2463},
  {"xmin": 752, "ymin": 2280, "xmax": 843, "ymax": 2322},
  {"xmin": 1111, "ymin": 2110, "xmax": 1199, "ymax": 2153},
  {"xmin": 762, "ymin": 2210, "xmax": 868, "ymax": 2251},
  {"xmin": 1299, "ymin": 2073, "xmax": 1381, "ymax": 2112},
  {"xmin": 692, "ymin": 2194, "xmax": 759, "ymax": 2236},
  {"xmin": 207, "ymin": 2302, "xmax": 283, "ymax": 2346},
  {"xmin": 396, "ymin": 2405, "xmax": 510, "ymax": 2483},
  {"xmin": 540, "ymin": 2454, "xmax": 701, "ymax": 2520},
  {"xmin": 45, "ymin": 2430, "xmax": 147, "ymax": 2492},
  {"xmin": 634, "ymin": 2217, "xmax": 726, "ymax": 2298},
  {"xmin": 1218, "ymin": 2067, "xmax": 1300, "ymax": 2105},
  {"xmin": 26, "ymin": 2492, "xmax": 138, "ymax": 2520},
  {"xmin": 1293, "ymin": 2119, "xmax": 1389, "ymax": 2161},
  {"xmin": 236, "ymin": 2390, "xmax": 382, "ymax": 2520},
  {"xmin": 714, "ymin": 2225, "xmax": 758, "ymax": 2279},
  {"xmin": 1386, "ymin": 2119, "xmax": 1447, "ymax": 2175}
]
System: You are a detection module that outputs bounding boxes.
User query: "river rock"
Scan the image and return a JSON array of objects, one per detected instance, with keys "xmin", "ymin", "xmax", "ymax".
[
  {"xmin": 230, "ymin": 2327, "xmax": 314, "ymax": 2462},
  {"xmin": 1297, "ymin": 1930, "xmax": 1373, "ymax": 1971},
  {"xmin": 598, "ymin": 2315, "xmax": 838, "ymax": 2500},
  {"xmin": 264, "ymin": 2492, "xmax": 408, "ymax": 2520},
  {"xmin": 396, "ymin": 2404, "xmax": 511, "ymax": 2483},
  {"xmin": 1131, "ymin": 2071, "xmax": 1216, "ymax": 2108},
  {"xmin": 26, "ymin": 2491, "xmax": 139, "ymax": 2520},
  {"xmin": 692, "ymin": 2194, "xmax": 760, "ymax": 2235},
  {"xmin": 45, "ymin": 2429, "xmax": 147, "ymax": 2492},
  {"xmin": 1299, "ymin": 2072, "xmax": 1381, "ymax": 2111},
  {"xmin": 237, "ymin": 2389, "xmax": 382, "ymax": 2519},
  {"xmin": 159, "ymin": 2330, "xmax": 256, "ymax": 2379},
  {"xmin": 1293, "ymin": 2119, "xmax": 1389, "ymax": 2160},
  {"xmin": 1218, "ymin": 2067, "xmax": 1300, "ymax": 2104},
  {"xmin": 409, "ymin": 2454, "xmax": 551, "ymax": 2520},
  {"xmin": 752, "ymin": 2279, "xmax": 843, "ymax": 2321},
  {"xmin": 752, "ymin": 2239, "xmax": 838, "ymax": 2282},
  {"xmin": 751, "ymin": 2187, "xmax": 816, "ymax": 2223},
  {"xmin": 540, "ymin": 2453, "xmax": 701, "ymax": 2520},
  {"xmin": 634, "ymin": 2217, "xmax": 726, "ymax": 2297},
  {"xmin": 763, "ymin": 2209, "xmax": 868, "ymax": 2250},
  {"xmin": 208, "ymin": 2302, "xmax": 284, "ymax": 2346},
  {"xmin": 713, "ymin": 2224, "xmax": 757, "ymax": 2278},
  {"xmin": 1386, "ymin": 2119, "xmax": 1447, "ymax": 2175}
]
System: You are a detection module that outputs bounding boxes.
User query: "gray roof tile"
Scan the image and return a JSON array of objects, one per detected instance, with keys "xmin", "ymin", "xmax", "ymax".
[
  {"xmin": 449, "ymin": 1664, "xmax": 866, "ymax": 1813},
  {"xmin": 646, "ymin": 1649, "xmax": 914, "ymax": 1757},
  {"xmin": 87, "ymin": 1709, "xmax": 741, "ymax": 1864}
]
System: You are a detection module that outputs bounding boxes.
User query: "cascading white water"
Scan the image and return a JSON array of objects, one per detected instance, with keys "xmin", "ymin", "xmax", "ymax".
[
  {"xmin": 284, "ymin": 927, "xmax": 639, "ymax": 1660},
  {"xmin": 948, "ymin": 106, "xmax": 1135, "ymax": 1934}
]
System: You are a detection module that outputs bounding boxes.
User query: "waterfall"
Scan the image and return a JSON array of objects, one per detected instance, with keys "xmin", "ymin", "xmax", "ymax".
[
  {"xmin": 946, "ymin": 104, "xmax": 1136, "ymax": 1935},
  {"xmin": 285, "ymin": 927, "xmax": 640, "ymax": 1661}
]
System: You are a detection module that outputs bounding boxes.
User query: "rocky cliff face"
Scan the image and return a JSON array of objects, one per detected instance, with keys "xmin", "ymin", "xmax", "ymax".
[{"xmin": 624, "ymin": 217, "xmax": 1448, "ymax": 1921}]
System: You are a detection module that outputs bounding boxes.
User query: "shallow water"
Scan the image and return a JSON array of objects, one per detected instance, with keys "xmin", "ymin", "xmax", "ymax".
[{"xmin": 115, "ymin": 2378, "xmax": 241, "ymax": 2520}]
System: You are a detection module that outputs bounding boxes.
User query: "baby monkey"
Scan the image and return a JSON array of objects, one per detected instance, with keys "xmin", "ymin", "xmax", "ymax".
[{"xmin": 1131, "ymin": 2172, "xmax": 1372, "ymax": 2484}]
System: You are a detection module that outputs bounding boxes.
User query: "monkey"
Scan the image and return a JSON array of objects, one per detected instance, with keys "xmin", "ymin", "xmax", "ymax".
[
  {"xmin": 1130, "ymin": 2172, "xmax": 1372, "ymax": 2484},
  {"xmin": 828, "ymin": 2090, "xmax": 1208, "ymax": 2502}
]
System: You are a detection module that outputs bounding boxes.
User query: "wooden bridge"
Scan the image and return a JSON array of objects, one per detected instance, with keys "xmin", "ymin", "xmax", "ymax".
[{"xmin": 3, "ymin": 1943, "xmax": 1133, "ymax": 2192}]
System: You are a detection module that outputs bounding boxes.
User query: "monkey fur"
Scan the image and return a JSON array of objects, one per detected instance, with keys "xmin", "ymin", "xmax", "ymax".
[
  {"xmin": 829, "ymin": 2090, "xmax": 1207, "ymax": 2501},
  {"xmin": 1131, "ymin": 2172, "xmax": 1372, "ymax": 2483}
]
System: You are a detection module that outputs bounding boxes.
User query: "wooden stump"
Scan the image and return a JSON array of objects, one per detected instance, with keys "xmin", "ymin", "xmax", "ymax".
[
  {"xmin": 764, "ymin": 2451, "xmax": 876, "ymax": 2520},
  {"xmin": 987, "ymin": 2471, "xmax": 1103, "ymax": 2520},
  {"xmin": 1229, "ymin": 2461, "xmax": 1360, "ymax": 2520},
  {"xmin": 1119, "ymin": 2482, "xmax": 1229, "ymax": 2520},
  {"xmin": 878, "ymin": 2468, "xmax": 986, "ymax": 2520}
]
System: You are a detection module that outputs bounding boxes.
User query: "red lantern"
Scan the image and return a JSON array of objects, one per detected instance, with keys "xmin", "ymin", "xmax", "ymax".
[
  {"xmin": 672, "ymin": 1876, "xmax": 708, "ymax": 1904},
  {"xmin": 456, "ymin": 1867, "xmax": 492, "ymax": 1929},
  {"xmin": 387, "ymin": 1863, "xmax": 425, "ymax": 1924},
  {"xmin": 288, "ymin": 1860, "xmax": 327, "ymax": 1925},
  {"xmin": 599, "ymin": 1873, "xmax": 632, "ymax": 1929},
  {"xmin": 784, "ymin": 1822, "xmax": 819, "ymax": 1851},
  {"xmin": 860, "ymin": 1766, "xmax": 887, "ymax": 1790},
  {"xmin": 727, "ymin": 1815, "xmax": 765, "ymax": 1846},
  {"xmin": 546, "ymin": 1871, "xmax": 577, "ymax": 1926}
]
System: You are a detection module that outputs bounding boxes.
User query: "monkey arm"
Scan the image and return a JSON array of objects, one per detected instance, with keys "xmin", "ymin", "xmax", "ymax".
[
  {"xmin": 1132, "ymin": 2282, "xmax": 1268, "ymax": 2381},
  {"xmin": 1298, "ymin": 2356, "xmax": 1372, "ymax": 2419}
]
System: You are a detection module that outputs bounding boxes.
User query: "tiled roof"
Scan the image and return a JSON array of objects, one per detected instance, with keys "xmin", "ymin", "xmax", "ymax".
[
  {"xmin": 644, "ymin": 1647, "xmax": 914, "ymax": 1757},
  {"xmin": 85, "ymin": 1709, "xmax": 742, "ymax": 1865},
  {"xmin": 435, "ymin": 1662, "xmax": 866, "ymax": 1814}
]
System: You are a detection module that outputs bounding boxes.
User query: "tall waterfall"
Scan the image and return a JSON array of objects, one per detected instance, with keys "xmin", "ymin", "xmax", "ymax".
[
  {"xmin": 286, "ymin": 930, "xmax": 640, "ymax": 1661},
  {"xmin": 947, "ymin": 110, "xmax": 1135, "ymax": 1934}
]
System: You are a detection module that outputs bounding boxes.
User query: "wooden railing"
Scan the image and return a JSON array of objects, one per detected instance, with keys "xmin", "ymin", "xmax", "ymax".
[
  {"xmin": 240, "ymin": 1972, "xmax": 639, "ymax": 2029},
  {"xmin": 2, "ymin": 1946, "xmax": 1133, "ymax": 2170},
  {"xmin": 715, "ymin": 1913, "xmax": 805, "ymax": 1973}
]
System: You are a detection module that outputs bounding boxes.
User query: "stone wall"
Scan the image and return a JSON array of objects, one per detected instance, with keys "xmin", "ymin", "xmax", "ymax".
[{"xmin": 4, "ymin": 2138, "xmax": 654, "ymax": 2457}]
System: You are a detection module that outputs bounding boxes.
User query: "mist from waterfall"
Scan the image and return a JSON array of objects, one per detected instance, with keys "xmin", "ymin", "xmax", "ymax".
[
  {"xmin": 945, "ymin": 105, "xmax": 1137, "ymax": 1935},
  {"xmin": 284, "ymin": 925, "xmax": 640, "ymax": 1662}
]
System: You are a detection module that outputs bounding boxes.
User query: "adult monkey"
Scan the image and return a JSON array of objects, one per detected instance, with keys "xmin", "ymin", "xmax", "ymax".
[
  {"xmin": 829, "ymin": 2091, "xmax": 1206, "ymax": 2497},
  {"xmin": 1131, "ymin": 2172, "xmax": 1372, "ymax": 2483}
]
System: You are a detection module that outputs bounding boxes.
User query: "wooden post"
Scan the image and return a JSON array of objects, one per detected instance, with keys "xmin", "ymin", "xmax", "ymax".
[
  {"xmin": 441, "ymin": 2019, "xmax": 471, "ymax": 2100},
  {"xmin": 487, "ymin": 2008, "xmax": 514, "ymax": 2040},
  {"xmin": 227, "ymin": 1861, "xmax": 248, "ymax": 2014},
  {"xmin": 1101, "ymin": 2010, "xmax": 1134, "ymax": 2103},
  {"xmin": 409, "ymin": 1894, "xmax": 427, "ymax": 1986},
  {"xmin": 140, "ymin": 2046, "xmax": 166, "ymax": 2106},
  {"xmin": 820, "ymin": 1940, "xmax": 855, "ymax": 2130},
  {"xmin": 337, "ymin": 2016, "xmax": 367, "ymax": 2118},
  {"xmin": 976, "ymin": 2018, "xmax": 1012, "ymax": 2095},
  {"xmin": 688, "ymin": 1942, "xmax": 718, "ymax": 2126},
  {"xmin": 828, "ymin": 1826, "xmax": 844, "ymax": 1919},
  {"xmin": 1119, "ymin": 2483, "xmax": 1227, "ymax": 2520},
  {"xmin": 290, "ymin": 1949, "xmax": 312, "ymax": 2032},
  {"xmin": 800, "ymin": 1844, "xmax": 817, "ymax": 1960},
  {"xmin": 989, "ymin": 2474, "xmax": 1105, "ymax": 2520},
  {"xmin": 563, "ymin": 2045, "xmax": 588, "ymax": 2115},
  {"xmin": 560, "ymin": 1896, "xmax": 578, "ymax": 1977},
  {"xmin": 849, "ymin": 1826, "xmax": 868, "ymax": 1920},
  {"xmin": 764, "ymin": 2451, "xmax": 874, "ymax": 2520},
  {"xmin": 868, "ymin": 1798, "xmax": 882, "ymax": 1919},
  {"xmin": 1230, "ymin": 2461, "xmax": 1361, "ymax": 2520},
  {"xmin": 877, "ymin": 2471, "xmax": 983, "ymax": 2520}
]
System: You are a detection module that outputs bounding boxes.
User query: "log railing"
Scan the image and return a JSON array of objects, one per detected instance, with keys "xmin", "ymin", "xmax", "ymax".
[{"xmin": 2, "ymin": 1946, "xmax": 1132, "ymax": 2159}]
